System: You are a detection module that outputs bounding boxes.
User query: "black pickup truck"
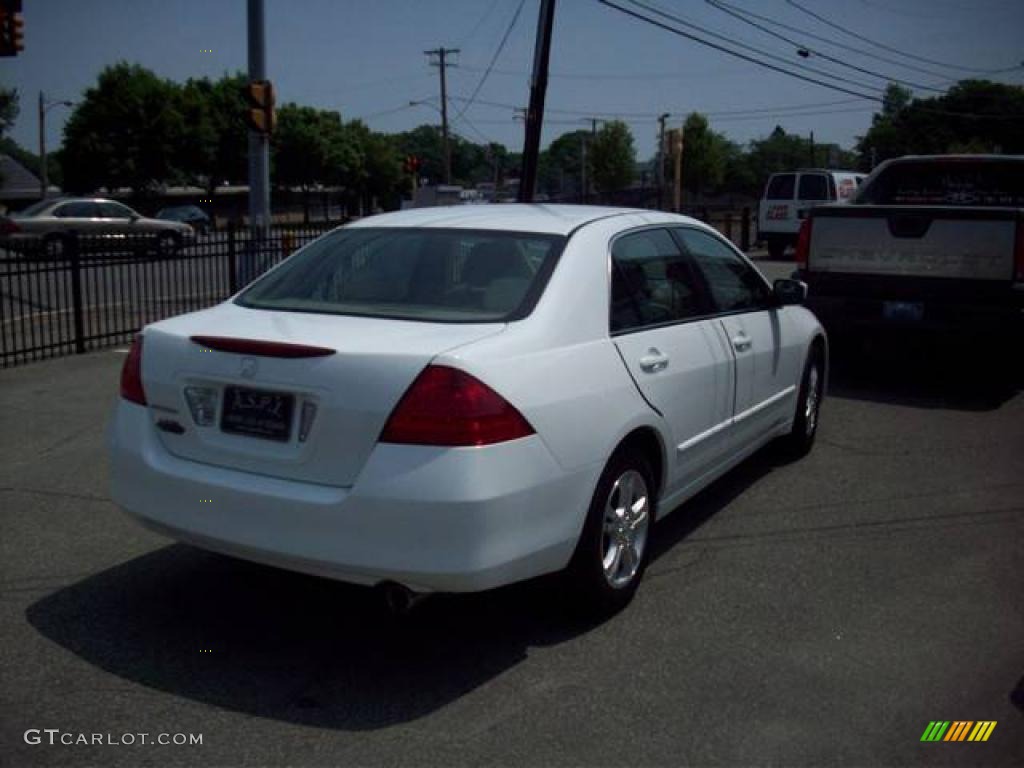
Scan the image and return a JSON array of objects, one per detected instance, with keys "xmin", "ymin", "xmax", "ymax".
[{"xmin": 794, "ymin": 155, "xmax": 1023, "ymax": 338}]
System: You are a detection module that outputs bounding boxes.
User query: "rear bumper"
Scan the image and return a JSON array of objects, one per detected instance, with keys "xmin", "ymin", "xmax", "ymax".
[
  {"xmin": 799, "ymin": 271, "xmax": 1024, "ymax": 334},
  {"xmin": 109, "ymin": 401, "xmax": 598, "ymax": 593}
]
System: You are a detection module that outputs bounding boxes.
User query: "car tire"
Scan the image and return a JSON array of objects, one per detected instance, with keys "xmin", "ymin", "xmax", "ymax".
[
  {"xmin": 565, "ymin": 449, "xmax": 656, "ymax": 615},
  {"xmin": 781, "ymin": 347, "xmax": 824, "ymax": 458},
  {"xmin": 155, "ymin": 231, "xmax": 181, "ymax": 258},
  {"xmin": 41, "ymin": 234, "xmax": 68, "ymax": 260},
  {"xmin": 767, "ymin": 238, "xmax": 786, "ymax": 260}
]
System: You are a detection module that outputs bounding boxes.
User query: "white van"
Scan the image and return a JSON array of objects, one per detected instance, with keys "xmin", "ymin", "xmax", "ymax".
[{"xmin": 758, "ymin": 169, "xmax": 865, "ymax": 259}]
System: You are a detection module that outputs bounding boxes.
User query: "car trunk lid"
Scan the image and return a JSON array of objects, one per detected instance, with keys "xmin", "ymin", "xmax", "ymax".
[{"xmin": 139, "ymin": 302, "xmax": 504, "ymax": 487}]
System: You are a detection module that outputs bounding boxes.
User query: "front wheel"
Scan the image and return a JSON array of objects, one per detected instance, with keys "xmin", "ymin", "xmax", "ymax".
[
  {"xmin": 781, "ymin": 349, "xmax": 824, "ymax": 457},
  {"xmin": 565, "ymin": 451, "xmax": 655, "ymax": 615},
  {"xmin": 155, "ymin": 231, "xmax": 180, "ymax": 257}
]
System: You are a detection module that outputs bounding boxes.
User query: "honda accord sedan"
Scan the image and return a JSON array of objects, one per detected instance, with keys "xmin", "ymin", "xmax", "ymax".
[{"xmin": 109, "ymin": 205, "xmax": 826, "ymax": 612}]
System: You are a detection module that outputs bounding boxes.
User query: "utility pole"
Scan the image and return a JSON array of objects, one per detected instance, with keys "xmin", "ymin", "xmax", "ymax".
[
  {"xmin": 247, "ymin": 0, "xmax": 270, "ymax": 232},
  {"xmin": 38, "ymin": 91, "xmax": 45, "ymax": 200},
  {"xmin": 580, "ymin": 133, "xmax": 587, "ymax": 204},
  {"xmin": 656, "ymin": 113, "xmax": 669, "ymax": 210},
  {"xmin": 518, "ymin": 0, "xmax": 557, "ymax": 203},
  {"xmin": 809, "ymin": 130, "xmax": 815, "ymax": 167},
  {"xmin": 425, "ymin": 47, "xmax": 458, "ymax": 185},
  {"xmin": 673, "ymin": 128, "xmax": 684, "ymax": 213}
]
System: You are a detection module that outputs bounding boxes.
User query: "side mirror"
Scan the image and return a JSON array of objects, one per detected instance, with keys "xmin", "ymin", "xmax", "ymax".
[{"xmin": 773, "ymin": 278, "xmax": 808, "ymax": 306}]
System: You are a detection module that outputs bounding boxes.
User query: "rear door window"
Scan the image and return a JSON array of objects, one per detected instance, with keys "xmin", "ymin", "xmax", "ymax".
[
  {"xmin": 765, "ymin": 174, "xmax": 795, "ymax": 200},
  {"xmin": 609, "ymin": 228, "xmax": 710, "ymax": 334},
  {"xmin": 797, "ymin": 173, "xmax": 829, "ymax": 201}
]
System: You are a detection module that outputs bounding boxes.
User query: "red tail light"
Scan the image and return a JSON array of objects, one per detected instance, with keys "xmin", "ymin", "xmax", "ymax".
[
  {"xmin": 380, "ymin": 365, "xmax": 535, "ymax": 447},
  {"xmin": 120, "ymin": 335, "xmax": 147, "ymax": 405},
  {"xmin": 0, "ymin": 218, "xmax": 19, "ymax": 235},
  {"xmin": 795, "ymin": 218, "xmax": 812, "ymax": 269},
  {"xmin": 1015, "ymin": 220, "xmax": 1024, "ymax": 282}
]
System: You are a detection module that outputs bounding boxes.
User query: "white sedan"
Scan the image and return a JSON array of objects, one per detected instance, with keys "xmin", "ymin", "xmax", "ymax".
[{"xmin": 109, "ymin": 205, "xmax": 826, "ymax": 613}]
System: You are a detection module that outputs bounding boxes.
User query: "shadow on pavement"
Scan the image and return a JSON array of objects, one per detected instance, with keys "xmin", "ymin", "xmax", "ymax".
[
  {"xmin": 826, "ymin": 330, "xmax": 1021, "ymax": 412},
  {"xmin": 25, "ymin": 447, "xmax": 784, "ymax": 731}
]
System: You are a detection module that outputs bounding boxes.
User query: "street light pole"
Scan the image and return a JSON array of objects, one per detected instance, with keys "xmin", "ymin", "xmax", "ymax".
[
  {"xmin": 38, "ymin": 91, "xmax": 73, "ymax": 200},
  {"xmin": 38, "ymin": 91, "xmax": 45, "ymax": 199}
]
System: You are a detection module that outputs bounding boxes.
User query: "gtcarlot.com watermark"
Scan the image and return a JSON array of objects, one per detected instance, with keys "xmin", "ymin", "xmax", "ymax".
[{"xmin": 24, "ymin": 729, "xmax": 202, "ymax": 747}]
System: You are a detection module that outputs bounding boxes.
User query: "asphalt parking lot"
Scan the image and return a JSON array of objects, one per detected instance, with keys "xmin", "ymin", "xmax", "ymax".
[{"xmin": 1, "ymin": 267, "xmax": 1022, "ymax": 766}]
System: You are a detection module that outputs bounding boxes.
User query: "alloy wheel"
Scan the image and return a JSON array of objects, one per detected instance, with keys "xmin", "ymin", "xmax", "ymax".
[{"xmin": 601, "ymin": 469, "xmax": 650, "ymax": 589}]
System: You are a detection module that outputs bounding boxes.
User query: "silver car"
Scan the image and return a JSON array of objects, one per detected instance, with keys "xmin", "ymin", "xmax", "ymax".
[{"xmin": 0, "ymin": 197, "xmax": 194, "ymax": 257}]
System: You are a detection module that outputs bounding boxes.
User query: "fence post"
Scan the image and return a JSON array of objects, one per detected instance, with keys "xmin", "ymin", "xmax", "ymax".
[
  {"xmin": 227, "ymin": 222, "xmax": 238, "ymax": 294},
  {"xmin": 741, "ymin": 207, "xmax": 751, "ymax": 251},
  {"xmin": 68, "ymin": 234, "xmax": 86, "ymax": 355}
]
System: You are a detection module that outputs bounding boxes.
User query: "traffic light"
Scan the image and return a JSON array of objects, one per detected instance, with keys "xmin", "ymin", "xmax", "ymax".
[
  {"xmin": 243, "ymin": 80, "xmax": 276, "ymax": 134},
  {"xmin": 0, "ymin": 0, "xmax": 24, "ymax": 57},
  {"xmin": 403, "ymin": 155, "xmax": 420, "ymax": 175}
]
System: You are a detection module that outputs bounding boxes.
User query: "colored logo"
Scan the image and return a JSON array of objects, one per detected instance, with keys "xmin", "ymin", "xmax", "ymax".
[{"xmin": 920, "ymin": 721, "xmax": 996, "ymax": 742}]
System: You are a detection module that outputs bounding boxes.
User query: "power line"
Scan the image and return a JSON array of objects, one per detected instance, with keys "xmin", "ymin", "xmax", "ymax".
[
  {"xmin": 595, "ymin": 0, "xmax": 884, "ymax": 101},
  {"xmin": 457, "ymin": 63, "xmax": 750, "ymax": 81},
  {"xmin": 784, "ymin": 0, "xmax": 1022, "ymax": 74},
  {"xmin": 618, "ymin": 0, "xmax": 887, "ymax": 95},
  {"xmin": 707, "ymin": 0, "xmax": 959, "ymax": 80},
  {"xmin": 703, "ymin": 0, "xmax": 945, "ymax": 92},
  {"xmin": 456, "ymin": 0, "xmax": 503, "ymax": 48},
  {"xmin": 453, "ymin": 0, "xmax": 527, "ymax": 123}
]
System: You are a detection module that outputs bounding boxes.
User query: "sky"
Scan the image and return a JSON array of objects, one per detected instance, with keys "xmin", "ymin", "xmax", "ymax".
[{"xmin": 4, "ymin": 0, "xmax": 1023, "ymax": 162}]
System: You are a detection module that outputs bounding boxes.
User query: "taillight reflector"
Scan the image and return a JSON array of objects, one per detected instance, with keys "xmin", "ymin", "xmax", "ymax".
[
  {"xmin": 0, "ymin": 218, "xmax": 19, "ymax": 235},
  {"xmin": 380, "ymin": 365, "xmax": 535, "ymax": 447},
  {"xmin": 190, "ymin": 336, "xmax": 336, "ymax": 358},
  {"xmin": 120, "ymin": 335, "xmax": 147, "ymax": 405},
  {"xmin": 795, "ymin": 218, "xmax": 812, "ymax": 269}
]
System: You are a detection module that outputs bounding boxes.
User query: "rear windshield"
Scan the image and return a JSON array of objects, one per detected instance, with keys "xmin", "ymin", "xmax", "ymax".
[
  {"xmin": 765, "ymin": 174, "xmax": 795, "ymax": 200},
  {"xmin": 236, "ymin": 227, "xmax": 566, "ymax": 322},
  {"xmin": 857, "ymin": 161, "xmax": 1024, "ymax": 206}
]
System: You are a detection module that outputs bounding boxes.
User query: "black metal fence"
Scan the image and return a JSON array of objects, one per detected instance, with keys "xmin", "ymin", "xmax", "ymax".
[{"xmin": 0, "ymin": 222, "xmax": 343, "ymax": 368}]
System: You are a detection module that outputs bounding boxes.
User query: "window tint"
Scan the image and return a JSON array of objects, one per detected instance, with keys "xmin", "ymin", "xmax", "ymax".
[
  {"xmin": 674, "ymin": 228, "xmax": 771, "ymax": 313},
  {"xmin": 237, "ymin": 228, "xmax": 564, "ymax": 323},
  {"xmin": 797, "ymin": 173, "xmax": 829, "ymax": 201},
  {"xmin": 857, "ymin": 160, "xmax": 1024, "ymax": 206},
  {"xmin": 765, "ymin": 174, "xmax": 795, "ymax": 200},
  {"xmin": 99, "ymin": 202, "xmax": 136, "ymax": 218},
  {"xmin": 55, "ymin": 202, "xmax": 98, "ymax": 218},
  {"xmin": 610, "ymin": 229, "xmax": 707, "ymax": 333}
]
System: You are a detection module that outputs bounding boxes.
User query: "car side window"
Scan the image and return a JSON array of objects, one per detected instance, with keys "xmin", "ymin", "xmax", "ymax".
[
  {"xmin": 673, "ymin": 228, "xmax": 771, "ymax": 314},
  {"xmin": 55, "ymin": 202, "xmax": 97, "ymax": 218},
  {"xmin": 797, "ymin": 173, "xmax": 829, "ymax": 201},
  {"xmin": 610, "ymin": 229, "xmax": 707, "ymax": 334},
  {"xmin": 99, "ymin": 202, "xmax": 135, "ymax": 218}
]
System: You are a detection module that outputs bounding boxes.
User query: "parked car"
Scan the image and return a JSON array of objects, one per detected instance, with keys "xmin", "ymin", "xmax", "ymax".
[
  {"xmin": 109, "ymin": 205, "xmax": 827, "ymax": 613},
  {"xmin": 758, "ymin": 169, "xmax": 866, "ymax": 259},
  {"xmin": 795, "ymin": 154, "xmax": 1024, "ymax": 338},
  {"xmin": 0, "ymin": 197, "xmax": 194, "ymax": 257},
  {"xmin": 156, "ymin": 204, "xmax": 212, "ymax": 233}
]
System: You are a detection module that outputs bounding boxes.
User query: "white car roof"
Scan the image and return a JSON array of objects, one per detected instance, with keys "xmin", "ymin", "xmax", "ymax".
[{"xmin": 345, "ymin": 204, "xmax": 651, "ymax": 236}]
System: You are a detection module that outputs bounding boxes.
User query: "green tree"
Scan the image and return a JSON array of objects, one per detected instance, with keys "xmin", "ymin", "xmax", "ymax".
[
  {"xmin": 0, "ymin": 85, "xmax": 18, "ymax": 138},
  {"xmin": 176, "ymin": 73, "xmax": 249, "ymax": 192},
  {"xmin": 680, "ymin": 113, "xmax": 735, "ymax": 197},
  {"xmin": 858, "ymin": 79, "xmax": 1024, "ymax": 167},
  {"xmin": 589, "ymin": 120, "xmax": 636, "ymax": 196},
  {"xmin": 539, "ymin": 129, "xmax": 590, "ymax": 198},
  {"xmin": 62, "ymin": 63, "xmax": 185, "ymax": 194}
]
